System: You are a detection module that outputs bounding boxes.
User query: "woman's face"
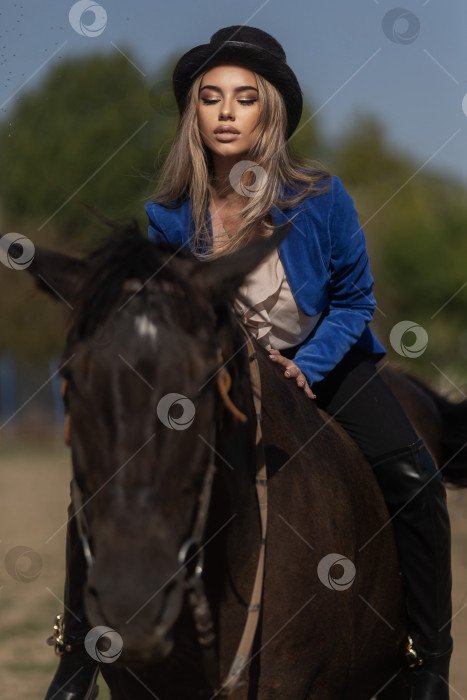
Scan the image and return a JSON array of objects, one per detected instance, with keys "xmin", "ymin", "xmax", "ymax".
[{"xmin": 197, "ymin": 64, "xmax": 261, "ymax": 158}]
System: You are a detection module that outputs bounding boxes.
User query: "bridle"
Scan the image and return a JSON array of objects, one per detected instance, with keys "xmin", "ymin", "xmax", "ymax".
[
  {"xmin": 177, "ymin": 327, "xmax": 268, "ymax": 697},
  {"xmin": 57, "ymin": 325, "xmax": 267, "ymax": 698}
]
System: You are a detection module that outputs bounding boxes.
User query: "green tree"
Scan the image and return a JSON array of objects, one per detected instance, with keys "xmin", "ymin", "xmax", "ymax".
[
  {"xmin": 0, "ymin": 50, "xmax": 320, "ymax": 361},
  {"xmin": 329, "ymin": 113, "xmax": 467, "ymax": 382},
  {"xmin": 0, "ymin": 50, "xmax": 178, "ymax": 245}
]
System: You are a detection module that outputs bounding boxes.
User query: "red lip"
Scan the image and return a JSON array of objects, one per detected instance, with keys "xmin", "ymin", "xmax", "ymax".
[{"xmin": 214, "ymin": 126, "xmax": 240, "ymax": 134}]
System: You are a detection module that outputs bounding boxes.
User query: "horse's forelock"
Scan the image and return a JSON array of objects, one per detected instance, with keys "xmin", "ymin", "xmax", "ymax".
[
  {"xmin": 65, "ymin": 223, "xmax": 250, "ymax": 424},
  {"xmin": 69, "ymin": 226, "xmax": 205, "ymax": 341}
]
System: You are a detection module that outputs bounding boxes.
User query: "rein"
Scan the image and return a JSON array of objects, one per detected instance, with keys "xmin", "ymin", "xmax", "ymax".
[
  {"xmin": 58, "ymin": 326, "xmax": 268, "ymax": 698},
  {"xmin": 182, "ymin": 327, "xmax": 268, "ymax": 697},
  {"xmin": 220, "ymin": 326, "xmax": 268, "ymax": 695}
]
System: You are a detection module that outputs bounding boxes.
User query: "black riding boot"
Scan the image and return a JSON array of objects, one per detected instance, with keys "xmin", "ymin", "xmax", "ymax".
[
  {"xmin": 371, "ymin": 439, "xmax": 453, "ymax": 700},
  {"xmin": 45, "ymin": 494, "xmax": 99, "ymax": 700}
]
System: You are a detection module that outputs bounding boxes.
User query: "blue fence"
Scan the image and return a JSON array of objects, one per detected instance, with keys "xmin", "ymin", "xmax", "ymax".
[{"xmin": 0, "ymin": 352, "xmax": 65, "ymax": 438}]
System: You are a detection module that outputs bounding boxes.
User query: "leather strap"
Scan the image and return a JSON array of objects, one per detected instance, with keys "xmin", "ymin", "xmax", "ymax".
[{"xmin": 221, "ymin": 325, "xmax": 268, "ymax": 695}]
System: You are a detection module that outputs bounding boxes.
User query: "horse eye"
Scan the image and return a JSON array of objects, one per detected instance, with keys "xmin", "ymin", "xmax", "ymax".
[
  {"xmin": 60, "ymin": 373, "xmax": 71, "ymax": 404},
  {"xmin": 61, "ymin": 366, "xmax": 74, "ymax": 385},
  {"xmin": 61, "ymin": 366, "xmax": 83, "ymax": 395}
]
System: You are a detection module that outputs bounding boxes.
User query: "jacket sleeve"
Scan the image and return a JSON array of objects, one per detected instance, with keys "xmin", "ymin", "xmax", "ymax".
[
  {"xmin": 145, "ymin": 201, "xmax": 171, "ymax": 244},
  {"xmin": 292, "ymin": 178, "xmax": 377, "ymax": 386}
]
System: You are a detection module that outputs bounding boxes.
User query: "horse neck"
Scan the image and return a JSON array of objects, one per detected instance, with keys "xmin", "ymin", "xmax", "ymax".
[
  {"xmin": 204, "ymin": 327, "xmax": 262, "ymax": 572},
  {"xmin": 214, "ymin": 380, "xmax": 259, "ymax": 522}
]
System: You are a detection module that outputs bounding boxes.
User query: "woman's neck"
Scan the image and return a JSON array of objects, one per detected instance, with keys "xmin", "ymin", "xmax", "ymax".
[{"xmin": 209, "ymin": 153, "xmax": 248, "ymax": 206}]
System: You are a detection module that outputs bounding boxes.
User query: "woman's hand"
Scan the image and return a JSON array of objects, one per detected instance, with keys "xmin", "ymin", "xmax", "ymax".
[{"xmin": 268, "ymin": 349, "xmax": 316, "ymax": 399}]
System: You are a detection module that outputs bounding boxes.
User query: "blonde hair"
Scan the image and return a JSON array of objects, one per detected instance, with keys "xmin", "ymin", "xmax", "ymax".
[{"xmin": 149, "ymin": 69, "xmax": 331, "ymax": 259}]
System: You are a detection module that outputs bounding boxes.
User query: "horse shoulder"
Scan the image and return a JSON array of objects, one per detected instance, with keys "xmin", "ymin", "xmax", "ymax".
[{"xmin": 255, "ymin": 357, "xmax": 406, "ymax": 697}]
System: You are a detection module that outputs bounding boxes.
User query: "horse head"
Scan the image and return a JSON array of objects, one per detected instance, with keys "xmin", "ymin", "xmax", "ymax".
[{"xmin": 22, "ymin": 220, "xmax": 292, "ymax": 663}]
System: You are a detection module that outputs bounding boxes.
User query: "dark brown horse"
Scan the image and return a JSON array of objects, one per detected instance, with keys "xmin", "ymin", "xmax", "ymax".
[{"xmin": 16, "ymin": 224, "xmax": 467, "ymax": 699}]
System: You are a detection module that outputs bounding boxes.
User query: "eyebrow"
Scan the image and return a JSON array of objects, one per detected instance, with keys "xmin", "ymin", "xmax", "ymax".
[{"xmin": 199, "ymin": 85, "xmax": 258, "ymax": 93}]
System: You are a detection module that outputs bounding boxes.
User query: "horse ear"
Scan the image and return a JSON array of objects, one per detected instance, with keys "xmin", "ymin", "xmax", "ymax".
[
  {"xmin": 194, "ymin": 221, "xmax": 294, "ymax": 305},
  {"xmin": 21, "ymin": 242, "xmax": 87, "ymax": 306}
]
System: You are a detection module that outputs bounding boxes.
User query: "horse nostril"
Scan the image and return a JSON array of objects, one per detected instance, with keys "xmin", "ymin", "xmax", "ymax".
[
  {"xmin": 88, "ymin": 584, "xmax": 99, "ymax": 600},
  {"xmin": 153, "ymin": 581, "xmax": 180, "ymax": 630},
  {"xmin": 166, "ymin": 581, "xmax": 177, "ymax": 597},
  {"xmin": 86, "ymin": 583, "xmax": 101, "ymax": 612}
]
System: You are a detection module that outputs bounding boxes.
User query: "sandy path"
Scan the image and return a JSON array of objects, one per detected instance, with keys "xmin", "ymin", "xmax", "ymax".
[
  {"xmin": 1, "ymin": 439, "xmax": 466, "ymax": 699},
  {"xmin": 0, "ymin": 439, "xmax": 110, "ymax": 700}
]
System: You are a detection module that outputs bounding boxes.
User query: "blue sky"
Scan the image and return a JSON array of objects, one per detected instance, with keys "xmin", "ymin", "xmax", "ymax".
[{"xmin": 1, "ymin": 0, "xmax": 466, "ymax": 184}]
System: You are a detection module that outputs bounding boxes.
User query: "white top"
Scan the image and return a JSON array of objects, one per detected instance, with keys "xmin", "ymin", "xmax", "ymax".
[{"xmin": 233, "ymin": 248, "xmax": 322, "ymax": 351}]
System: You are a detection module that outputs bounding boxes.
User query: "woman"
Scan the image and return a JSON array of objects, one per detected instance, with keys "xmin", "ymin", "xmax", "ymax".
[{"xmin": 45, "ymin": 26, "xmax": 452, "ymax": 700}]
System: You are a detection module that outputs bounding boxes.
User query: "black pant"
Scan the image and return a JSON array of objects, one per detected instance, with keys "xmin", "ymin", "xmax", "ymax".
[{"xmin": 282, "ymin": 345, "xmax": 419, "ymax": 463}]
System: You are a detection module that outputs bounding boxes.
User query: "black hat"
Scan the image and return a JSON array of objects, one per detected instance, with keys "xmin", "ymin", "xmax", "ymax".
[{"xmin": 172, "ymin": 26, "xmax": 303, "ymax": 139}]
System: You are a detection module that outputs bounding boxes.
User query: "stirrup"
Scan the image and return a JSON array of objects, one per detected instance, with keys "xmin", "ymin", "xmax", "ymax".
[
  {"xmin": 46, "ymin": 612, "xmax": 73, "ymax": 656},
  {"xmin": 404, "ymin": 636, "xmax": 424, "ymax": 669}
]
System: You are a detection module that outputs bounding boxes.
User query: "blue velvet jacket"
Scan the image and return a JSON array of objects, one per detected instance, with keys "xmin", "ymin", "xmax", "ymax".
[{"xmin": 145, "ymin": 175, "xmax": 387, "ymax": 386}]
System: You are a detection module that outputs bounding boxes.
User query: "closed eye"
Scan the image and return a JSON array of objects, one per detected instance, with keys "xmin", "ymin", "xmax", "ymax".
[{"xmin": 201, "ymin": 98, "xmax": 257, "ymax": 106}]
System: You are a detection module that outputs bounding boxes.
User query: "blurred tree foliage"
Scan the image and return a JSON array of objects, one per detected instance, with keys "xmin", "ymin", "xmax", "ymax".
[
  {"xmin": 327, "ymin": 113, "xmax": 467, "ymax": 387},
  {"xmin": 1, "ymin": 51, "xmax": 467, "ymax": 388},
  {"xmin": 0, "ymin": 50, "xmax": 177, "ymax": 244},
  {"xmin": 0, "ymin": 50, "xmax": 318, "ymax": 362},
  {"xmin": 0, "ymin": 49, "xmax": 178, "ymax": 360}
]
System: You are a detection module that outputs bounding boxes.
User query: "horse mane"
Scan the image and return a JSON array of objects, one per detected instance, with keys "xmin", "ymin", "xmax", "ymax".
[
  {"xmin": 69, "ymin": 220, "xmax": 205, "ymax": 340},
  {"xmin": 66, "ymin": 219, "xmax": 252, "ymax": 431}
]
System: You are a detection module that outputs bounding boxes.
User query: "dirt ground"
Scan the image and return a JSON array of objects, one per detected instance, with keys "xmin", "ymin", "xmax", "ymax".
[
  {"xmin": 1, "ymin": 438, "xmax": 466, "ymax": 700},
  {"xmin": 0, "ymin": 439, "xmax": 110, "ymax": 700}
]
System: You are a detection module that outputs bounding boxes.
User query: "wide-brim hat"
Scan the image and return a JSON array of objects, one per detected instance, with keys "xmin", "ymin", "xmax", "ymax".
[{"xmin": 172, "ymin": 25, "xmax": 303, "ymax": 139}]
